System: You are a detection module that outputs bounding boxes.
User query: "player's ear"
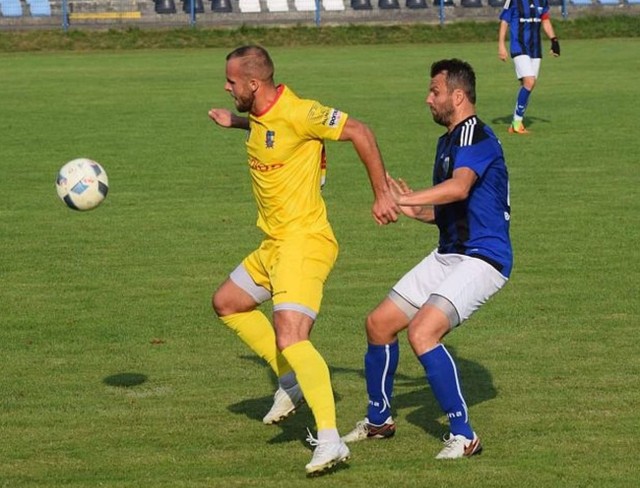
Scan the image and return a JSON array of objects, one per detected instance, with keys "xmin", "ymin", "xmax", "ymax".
[
  {"xmin": 453, "ymin": 88, "xmax": 466, "ymax": 107},
  {"xmin": 249, "ymin": 79, "xmax": 259, "ymax": 93}
]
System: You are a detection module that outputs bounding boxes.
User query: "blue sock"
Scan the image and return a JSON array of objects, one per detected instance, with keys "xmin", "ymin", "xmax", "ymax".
[
  {"xmin": 418, "ymin": 344, "xmax": 473, "ymax": 439},
  {"xmin": 365, "ymin": 341, "xmax": 399, "ymax": 425},
  {"xmin": 514, "ymin": 86, "xmax": 531, "ymax": 119}
]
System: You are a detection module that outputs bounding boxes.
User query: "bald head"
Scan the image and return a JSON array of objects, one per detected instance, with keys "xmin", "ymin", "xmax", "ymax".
[{"xmin": 226, "ymin": 45, "xmax": 275, "ymax": 83}]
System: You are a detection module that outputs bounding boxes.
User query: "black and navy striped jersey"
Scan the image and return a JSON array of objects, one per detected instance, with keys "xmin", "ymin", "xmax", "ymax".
[
  {"xmin": 500, "ymin": 0, "xmax": 550, "ymax": 59},
  {"xmin": 433, "ymin": 116, "xmax": 513, "ymax": 278}
]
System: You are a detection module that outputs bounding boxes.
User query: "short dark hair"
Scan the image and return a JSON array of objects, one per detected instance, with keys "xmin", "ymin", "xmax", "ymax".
[
  {"xmin": 430, "ymin": 58, "xmax": 476, "ymax": 104},
  {"xmin": 226, "ymin": 45, "xmax": 275, "ymax": 82}
]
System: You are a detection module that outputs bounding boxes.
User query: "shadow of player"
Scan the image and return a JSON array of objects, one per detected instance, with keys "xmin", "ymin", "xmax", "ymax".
[
  {"xmin": 227, "ymin": 346, "xmax": 496, "ymax": 443},
  {"xmin": 492, "ymin": 113, "xmax": 551, "ymax": 129}
]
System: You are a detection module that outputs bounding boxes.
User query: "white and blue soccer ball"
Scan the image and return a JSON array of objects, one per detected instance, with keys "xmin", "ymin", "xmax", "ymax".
[{"xmin": 56, "ymin": 158, "xmax": 109, "ymax": 211}]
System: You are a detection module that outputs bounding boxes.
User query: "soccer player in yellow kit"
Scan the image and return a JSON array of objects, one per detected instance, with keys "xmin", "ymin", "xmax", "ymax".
[{"xmin": 208, "ymin": 45, "xmax": 398, "ymax": 475}]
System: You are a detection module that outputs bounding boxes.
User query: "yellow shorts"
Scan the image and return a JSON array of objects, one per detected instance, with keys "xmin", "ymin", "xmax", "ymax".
[{"xmin": 242, "ymin": 229, "xmax": 339, "ymax": 317}]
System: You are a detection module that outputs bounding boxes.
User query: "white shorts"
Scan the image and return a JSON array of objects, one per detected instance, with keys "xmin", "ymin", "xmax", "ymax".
[
  {"xmin": 513, "ymin": 55, "xmax": 541, "ymax": 80},
  {"xmin": 390, "ymin": 250, "xmax": 508, "ymax": 326}
]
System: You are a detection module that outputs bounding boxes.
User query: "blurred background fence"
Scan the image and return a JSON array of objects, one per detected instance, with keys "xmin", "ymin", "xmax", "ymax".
[{"xmin": 1, "ymin": 0, "xmax": 639, "ymax": 30}]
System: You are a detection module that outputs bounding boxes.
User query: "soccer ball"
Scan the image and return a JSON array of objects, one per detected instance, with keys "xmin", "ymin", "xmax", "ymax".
[{"xmin": 56, "ymin": 158, "xmax": 109, "ymax": 211}]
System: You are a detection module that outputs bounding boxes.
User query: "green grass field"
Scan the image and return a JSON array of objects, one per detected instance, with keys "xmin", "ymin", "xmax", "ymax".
[{"xmin": 1, "ymin": 39, "xmax": 639, "ymax": 487}]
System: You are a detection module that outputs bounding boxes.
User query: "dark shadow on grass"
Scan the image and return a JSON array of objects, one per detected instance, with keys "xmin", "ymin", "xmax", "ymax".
[
  {"xmin": 492, "ymin": 113, "xmax": 551, "ymax": 129},
  {"xmin": 227, "ymin": 347, "xmax": 495, "ymax": 442},
  {"xmin": 331, "ymin": 345, "xmax": 497, "ymax": 440},
  {"xmin": 227, "ymin": 393, "xmax": 316, "ymax": 445},
  {"xmin": 228, "ymin": 355, "xmax": 345, "ymax": 446},
  {"xmin": 103, "ymin": 372, "xmax": 147, "ymax": 387},
  {"xmin": 307, "ymin": 460, "xmax": 351, "ymax": 478}
]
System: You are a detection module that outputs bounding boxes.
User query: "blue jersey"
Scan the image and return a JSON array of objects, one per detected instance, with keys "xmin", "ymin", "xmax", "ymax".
[
  {"xmin": 433, "ymin": 116, "xmax": 513, "ymax": 278},
  {"xmin": 500, "ymin": 0, "xmax": 550, "ymax": 59}
]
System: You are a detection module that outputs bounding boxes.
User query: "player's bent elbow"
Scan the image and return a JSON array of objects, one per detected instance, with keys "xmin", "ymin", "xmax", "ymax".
[{"xmin": 451, "ymin": 185, "xmax": 471, "ymax": 202}]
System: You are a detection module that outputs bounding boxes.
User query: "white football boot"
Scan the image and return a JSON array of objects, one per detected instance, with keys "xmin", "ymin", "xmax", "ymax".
[
  {"xmin": 262, "ymin": 383, "xmax": 304, "ymax": 425},
  {"xmin": 305, "ymin": 429, "xmax": 350, "ymax": 475},
  {"xmin": 435, "ymin": 432, "xmax": 482, "ymax": 459}
]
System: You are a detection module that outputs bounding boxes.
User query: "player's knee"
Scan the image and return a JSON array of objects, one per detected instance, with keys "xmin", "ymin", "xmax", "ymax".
[
  {"xmin": 407, "ymin": 324, "xmax": 440, "ymax": 353},
  {"xmin": 212, "ymin": 289, "xmax": 233, "ymax": 318},
  {"xmin": 523, "ymin": 78, "xmax": 536, "ymax": 91},
  {"xmin": 365, "ymin": 312, "xmax": 389, "ymax": 343},
  {"xmin": 211, "ymin": 291, "xmax": 223, "ymax": 317},
  {"xmin": 364, "ymin": 313, "xmax": 375, "ymax": 338}
]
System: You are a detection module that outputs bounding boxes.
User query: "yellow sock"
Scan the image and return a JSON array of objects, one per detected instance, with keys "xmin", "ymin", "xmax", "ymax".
[
  {"xmin": 282, "ymin": 340, "xmax": 336, "ymax": 431},
  {"xmin": 220, "ymin": 311, "xmax": 292, "ymax": 378}
]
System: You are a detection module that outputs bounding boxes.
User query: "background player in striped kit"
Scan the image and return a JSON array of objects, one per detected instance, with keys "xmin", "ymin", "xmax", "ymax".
[
  {"xmin": 343, "ymin": 59, "xmax": 513, "ymax": 459},
  {"xmin": 498, "ymin": 0, "xmax": 560, "ymax": 134}
]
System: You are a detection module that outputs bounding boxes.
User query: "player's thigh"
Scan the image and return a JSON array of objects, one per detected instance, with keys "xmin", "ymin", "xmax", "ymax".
[
  {"xmin": 391, "ymin": 249, "xmax": 448, "ymax": 310},
  {"xmin": 227, "ymin": 240, "xmax": 276, "ymax": 307},
  {"xmin": 433, "ymin": 255, "xmax": 508, "ymax": 326},
  {"xmin": 212, "ymin": 276, "xmax": 260, "ymax": 316},
  {"xmin": 271, "ymin": 232, "xmax": 339, "ymax": 318},
  {"xmin": 513, "ymin": 55, "xmax": 540, "ymax": 79},
  {"xmin": 214, "ymin": 242, "xmax": 274, "ymax": 315}
]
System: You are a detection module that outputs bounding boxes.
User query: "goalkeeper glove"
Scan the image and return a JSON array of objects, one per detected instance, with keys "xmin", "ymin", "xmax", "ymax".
[{"xmin": 550, "ymin": 37, "xmax": 560, "ymax": 57}]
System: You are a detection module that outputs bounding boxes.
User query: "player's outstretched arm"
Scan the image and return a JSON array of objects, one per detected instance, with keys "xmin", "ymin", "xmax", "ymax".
[
  {"xmin": 208, "ymin": 108, "xmax": 250, "ymax": 130},
  {"xmin": 339, "ymin": 118, "xmax": 399, "ymax": 225},
  {"xmin": 395, "ymin": 167, "xmax": 477, "ymax": 209}
]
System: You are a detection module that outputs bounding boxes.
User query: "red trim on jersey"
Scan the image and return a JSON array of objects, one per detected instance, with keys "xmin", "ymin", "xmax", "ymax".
[
  {"xmin": 254, "ymin": 84, "xmax": 285, "ymax": 117},
  {"xmin": 541, "ymin": 12, "xmax": 550, "ymax": 20}
]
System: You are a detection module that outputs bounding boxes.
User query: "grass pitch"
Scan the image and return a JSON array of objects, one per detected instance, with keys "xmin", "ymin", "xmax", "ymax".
[{"xmin": 1, "ymin": 39, "xmax": 639, "ymax": 487}]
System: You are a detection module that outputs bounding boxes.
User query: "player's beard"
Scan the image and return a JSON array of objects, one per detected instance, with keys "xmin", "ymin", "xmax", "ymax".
[
  {"xmin": 430, "ymin": 99, "xmax": 455, "ymax": 127},
  {"xmin": 234, "ymin": 92, "xmax": 255, "ymax": 113}
]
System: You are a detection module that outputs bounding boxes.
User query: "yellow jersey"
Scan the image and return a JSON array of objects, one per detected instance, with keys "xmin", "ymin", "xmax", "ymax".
[{"xmin": 246, "ymin": 84, "xmax": 349, "ymax": 239}]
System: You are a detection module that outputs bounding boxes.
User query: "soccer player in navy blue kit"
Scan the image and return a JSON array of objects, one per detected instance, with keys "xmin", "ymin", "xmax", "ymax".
[
  {"xmin": 498, "ymin": 0, "xmax": 560, "ymax": 134},
  {"xmin": 343, "ymin": 59, "xmax": 512, "ymax": 459}
]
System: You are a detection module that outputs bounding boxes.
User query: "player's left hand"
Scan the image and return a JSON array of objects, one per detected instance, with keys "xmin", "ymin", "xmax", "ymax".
[{"xmin": 550, "ymin": 37, "xmax": 561, "ymax": 57}]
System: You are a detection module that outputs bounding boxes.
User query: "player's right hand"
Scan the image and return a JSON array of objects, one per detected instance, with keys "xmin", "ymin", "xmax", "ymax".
[
  {"xmin": 372, "ymin": 191, "xmax": 399, "ymax": 225},
  {"xmin": 550, "ymin": 37, "xmax": 561, "ymax": 57},
  {"xmin": 208, "ymin": 108, "xmax": 233, "ymax": 127}
]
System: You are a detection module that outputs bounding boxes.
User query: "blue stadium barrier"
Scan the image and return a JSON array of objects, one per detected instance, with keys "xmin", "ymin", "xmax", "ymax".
[
  {"xmin": 183, "ymin": 0, "xmax": 205, "ymax": 12},
  {"xmin": 570, "ymin": 0, "xmax": 593, "ymax": 4},
  {"xmin": 27, "ymin": 0, "xmax": 51, "ymax": 16},
  {"xmin": 598, "ymin": 0, "xmax": 620, "ymax": 3},
  {"xmin": 0, "ymin": 0, "xmax": 23, "ymax": 16}
]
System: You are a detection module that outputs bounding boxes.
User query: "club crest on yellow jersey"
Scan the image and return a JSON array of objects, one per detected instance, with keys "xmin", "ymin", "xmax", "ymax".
[{"xmin": 266, "ymin": 130, "xmax": 275, "ymax": 149}]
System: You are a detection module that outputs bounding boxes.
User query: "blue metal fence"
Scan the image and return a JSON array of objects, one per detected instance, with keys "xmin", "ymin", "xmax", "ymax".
[{"xmin": 0, "ymin": 0, "xmax": 635, "ymax": 31}]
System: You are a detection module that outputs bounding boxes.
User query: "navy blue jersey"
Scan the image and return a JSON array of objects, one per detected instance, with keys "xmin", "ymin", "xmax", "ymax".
[
  {"xmin": 500, "ymin": 0, "xmax": 550, "ymax": 59},
  {"xmin": 433, "ymin": 116, "xmax": 513, "ymax": 278}
]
